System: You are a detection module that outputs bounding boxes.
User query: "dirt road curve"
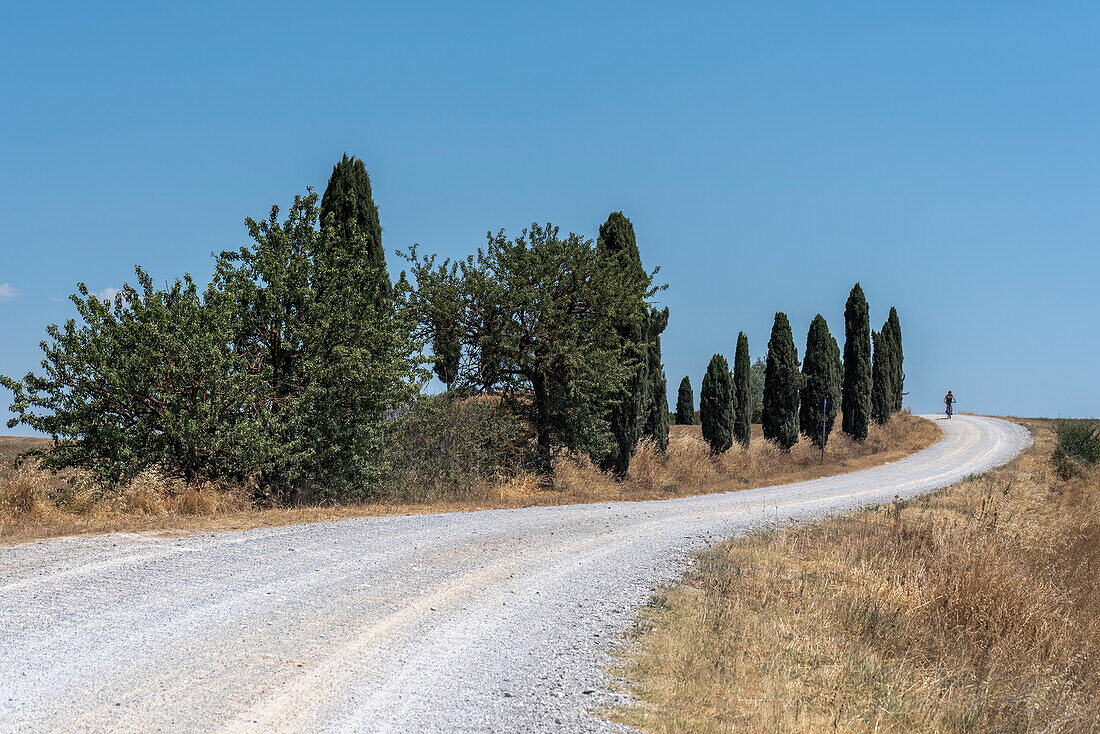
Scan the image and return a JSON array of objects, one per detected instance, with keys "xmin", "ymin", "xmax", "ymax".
[{"xmin": 0, "ymin": 415, "xmax": 1029, "ymax": 733}]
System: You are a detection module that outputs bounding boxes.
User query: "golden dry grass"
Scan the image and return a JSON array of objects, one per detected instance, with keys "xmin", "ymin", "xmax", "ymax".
[
  {"xmin": 0, "ymin": 413, "xmax": 937, "ymax": 544},
  {"xmin": 608, "ymin": 419, "xmax": 1100, "ymax": 733}
]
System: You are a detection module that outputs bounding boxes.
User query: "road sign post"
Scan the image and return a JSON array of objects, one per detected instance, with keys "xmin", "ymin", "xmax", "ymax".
[{"xmin": 819, "ymin": 397, "xmax": 831, "ymax": 464}]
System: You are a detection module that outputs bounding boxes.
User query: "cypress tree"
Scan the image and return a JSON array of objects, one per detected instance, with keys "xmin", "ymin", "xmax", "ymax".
[
  {"xmin": 676, "ymin": 375, "xmax": 694, "ymax": 425},
  {"xmin": 871, "ymin": 329, "xmax": 892, "ymax": 424},
  {"xmin": 762, "ymin": 312, "xmax": 801, "ymax": 450},
  {"xmin": 700, "ymin": 354, "xmax": 735, "ymax": 454},
  {"xmin": 596, "ymin": 212, "xmax": 648, "ymax": 476},
  {"xmin": 320, "ymin": 153, "xmax": 390, "ymax": 299},
  {"xmin": 733, "ymin": 332, "xmax": 751, "ymax": 447},
  {"xmin": 842, "ymin": 283, "xmax": 873, "ymax": 441},
  {"xmin": 642, "ymin": 308, "xmax": 670, "ymax": 451},
  {"xmin": 887, "ymin": 307, "xmax": 904, "ymax": 412},
  {"xmin": 800, "ymin": 315, "xmax": 841, "ymax": 447}
]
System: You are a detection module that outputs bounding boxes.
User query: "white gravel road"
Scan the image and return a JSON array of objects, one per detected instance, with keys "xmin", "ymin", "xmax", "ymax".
[{"xmin": 0, "ymin": 415, "xmax": 1030, "ymax": 734}]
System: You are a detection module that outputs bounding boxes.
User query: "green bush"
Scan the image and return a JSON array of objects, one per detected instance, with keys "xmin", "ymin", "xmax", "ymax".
[
  {"xmin": 1053, "ymin": 419, "xmax": 1100, "ymax": 468},
  {"xmin": 380, "ymin": 396, "xmax": 527, "ymax": 502}
]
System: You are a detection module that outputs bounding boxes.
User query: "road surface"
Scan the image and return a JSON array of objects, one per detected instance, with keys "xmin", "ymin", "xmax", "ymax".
[{"xmin": 0, "ymin": 415, "xmax": 1030, "ymax": 733}]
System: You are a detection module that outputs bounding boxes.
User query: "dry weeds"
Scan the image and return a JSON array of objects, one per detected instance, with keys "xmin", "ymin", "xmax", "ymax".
[
  {"xmin": 609, "ymin": 419, "xmax": 1100, "ymax": 733},
  {"xmin": 0, "ymin": 413, "xmax": 937, "ymax": 544}
]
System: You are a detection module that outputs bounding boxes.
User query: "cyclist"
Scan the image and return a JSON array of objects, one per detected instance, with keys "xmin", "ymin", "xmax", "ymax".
[{"xmin": 944, "ymin": 390, "xmax": 956, "ymax": 418}]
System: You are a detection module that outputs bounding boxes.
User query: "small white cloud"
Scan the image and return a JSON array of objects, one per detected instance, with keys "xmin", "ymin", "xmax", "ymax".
[
  {"xmin": 48, "ymin": 296, "xmax": 65, "ymax": 303},
  {"xmin": 96, "ymin": 287, "xmax": 122, "ymax": 303},
  {"xmin": 0, "ymin": 283, "xmax": 21, "ymax": 302}
]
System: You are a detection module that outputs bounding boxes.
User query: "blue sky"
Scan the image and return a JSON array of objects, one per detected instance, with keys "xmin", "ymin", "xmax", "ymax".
[{"xmin": 2, "ymin": 1, "xmax": 1097, "ymax": 435}]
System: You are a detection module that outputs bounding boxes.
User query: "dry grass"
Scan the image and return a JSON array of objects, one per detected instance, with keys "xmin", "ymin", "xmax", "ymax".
[
  {"xmin": 0, "ymin": 413, "xmax": 937, "ymax": 544},
  {"xmin": 608, "ymin": 419, "xmax": 1100, "ymax": 733},
  {"xmin": 555, "ymin": 413, "xmax": 938, "ymax": 502}
]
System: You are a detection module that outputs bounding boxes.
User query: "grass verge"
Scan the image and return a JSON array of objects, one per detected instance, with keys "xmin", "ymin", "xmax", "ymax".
[
  {"xmin": 1, "ymin": 412, "xmax": 937, "ymax": 544},
  {"xmin": 607, "ymin": 418, "xmax": 1100, "ymax": 733}
]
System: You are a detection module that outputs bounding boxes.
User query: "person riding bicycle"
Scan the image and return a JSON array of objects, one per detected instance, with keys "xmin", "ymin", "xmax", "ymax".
[{"xmin": 944, "ymin": 390, "xmax": 956, "ymax": 418}]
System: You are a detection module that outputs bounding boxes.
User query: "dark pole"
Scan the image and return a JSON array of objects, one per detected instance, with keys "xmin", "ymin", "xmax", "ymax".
[{"xmin": 820, "ymin": 397, "xmax": 829, "ymax": 464}]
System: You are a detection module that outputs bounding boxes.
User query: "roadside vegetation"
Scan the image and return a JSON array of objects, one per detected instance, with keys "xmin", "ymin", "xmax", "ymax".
[
  {"xmin": 2, "ymin": 153, "xmax": 914, "ymax": 541},
  {"xmin": 0, "ymin": 411, "xmax": 934, "ymax": 543},
  {"xmin": 609, "ymin": 418, "xmax": 1100, "ymax": 733}
]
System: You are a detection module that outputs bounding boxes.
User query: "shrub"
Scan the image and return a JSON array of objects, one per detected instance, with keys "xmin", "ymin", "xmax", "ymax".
[
  {"xmin": 379, "ymin": 395, "xmax": 527, "ymax": 502},
  {"xmin": 1053, "ymin": 419, "xmax": 1100, "ymax": 467}
]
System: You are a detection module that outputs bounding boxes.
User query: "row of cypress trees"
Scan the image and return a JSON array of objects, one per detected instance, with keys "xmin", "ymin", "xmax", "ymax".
[{"xmin": 681, "ymin": 284, "xmax": 903, "ymax": 454}]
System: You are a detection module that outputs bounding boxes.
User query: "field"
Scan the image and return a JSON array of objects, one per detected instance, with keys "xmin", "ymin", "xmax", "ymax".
[
  {"xmin": 0, "ymin": 412, "xmax": 937, "ymax": 543},
  {"xmin": 608, "ymin": 418, "xmax": 1100, "ymax": 733}
]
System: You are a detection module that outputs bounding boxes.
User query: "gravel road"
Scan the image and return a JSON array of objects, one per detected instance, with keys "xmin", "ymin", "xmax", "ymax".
[{"xmin": 0, "ymin": 415, "xmax": 1029, "ymax": 733}]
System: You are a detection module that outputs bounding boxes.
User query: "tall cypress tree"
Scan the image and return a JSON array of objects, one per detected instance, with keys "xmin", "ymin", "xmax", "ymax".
[
  {"xmin": 596, "ymin": 212, "xmax": 648, "ymax": 476},
  {"xmin": 842, "ymin": 283, "xmax": 872, "ymax": 441},
  {"xmin": 733, "ymin": 332, "xmax": 751, "ymax": 447},
  {"xmin": 800, "ymin": 315, "xmax": 841, "ymax": 447},
  {"xmin": 320, "ymin": 153, "xmax": 390, "ymax": 300},
  {"xmin": 700, "ymin": 354, "xmax": 735, "ymax": 454},
  {"xmin": 675, "ymin": 375, "xmax": 694, "ymax": 425},
  {"xmin": 642, "ymin": 307, "xmax": 670, "ymax": 451},
  {"xmin": 762, "ymin": 312, "xmax": 801, "ymax": 450},
  {"xmin": 886, "ymin": 307, "xmax": 904, "ymax": 412},
  {"xmin": 871, "ymin": 329, "xmax": 892, "ymax": 424}
]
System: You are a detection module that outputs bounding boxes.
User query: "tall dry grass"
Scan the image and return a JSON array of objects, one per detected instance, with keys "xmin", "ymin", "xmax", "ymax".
[
  {"xmin": 0, "ymin": 413, "xmax": 936, "ymax": 544},
  {"xmin": 0, "ymin": 459, "xmax": 250, "ymax": 541},
  {"xmin": 557, "ymin": 412, "xmax": 937, "ymax": 500},
  {"xmin": 610, "ymin": 419, "xmax": 1100, "ymax": 733}
]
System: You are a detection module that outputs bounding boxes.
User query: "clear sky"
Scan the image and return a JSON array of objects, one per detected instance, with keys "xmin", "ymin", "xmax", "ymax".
[{"xmin": 2, "ymin": 1, "xmax": 1097, "ymax": 435}]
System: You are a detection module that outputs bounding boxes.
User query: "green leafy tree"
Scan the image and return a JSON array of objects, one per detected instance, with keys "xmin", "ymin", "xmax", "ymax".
[
  {"xmin": 320, "ymin": 153, "xmax": 391, "ymax": 301},
  {"xmin": 733, "ymin": 332, "xmax": 751, "ymax": 447},
  {"xmin": 675, "ymin": 376, "xmax": 694, "ymax": 425},
  {"xmin": 800, "ymin": 315, "xmax": 841, "ymax": 447},
  {"xmin": 886, "ymin": 307, "xmax": 904, "ymax": 412},
  {"xmin": 749, "ymin": 357, "xmax": 766, "ymax": 423},
  {"xmin": 4, "ymin": 191, "xmax": 422, "ymax": 501},
  {"xmin": 762, "ymin": 312, "xmax": 801, "ymax": 450},
  {"xmin": 842, "ymin": 283, "xmax": 873, "ymax": 441},
  {"xmin": 400, "ymin": 223, "xmax": 657, "ymax": 476},
  {"xmin": 1, "ymin": 271, "xmax": 255, "ymax": 485},
  {"xmin": 700, "ymin": 354, "xmax": 735, "ymax": 454},
  {"xmin": 417, "ymin": 261, "xmax": 462, "ymax": 389},
  {"xmin": 213, "ymin": 191, "xmax": 422, "ymax": 500}
]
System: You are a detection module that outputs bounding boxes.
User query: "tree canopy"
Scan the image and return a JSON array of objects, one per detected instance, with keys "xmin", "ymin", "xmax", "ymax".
[{"xmin": 399, "ymin": 223, "xmax": 660, "ymax": 475}]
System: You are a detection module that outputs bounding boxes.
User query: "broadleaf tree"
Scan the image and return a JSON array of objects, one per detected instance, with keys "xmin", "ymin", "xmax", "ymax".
[
  {"xmin": 399, "ymin": 223, "xmax": 660, "ymax": 476},
  {"xmin": 3, "ymin": 190, "xmax": 423, "ymax": 501}
]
